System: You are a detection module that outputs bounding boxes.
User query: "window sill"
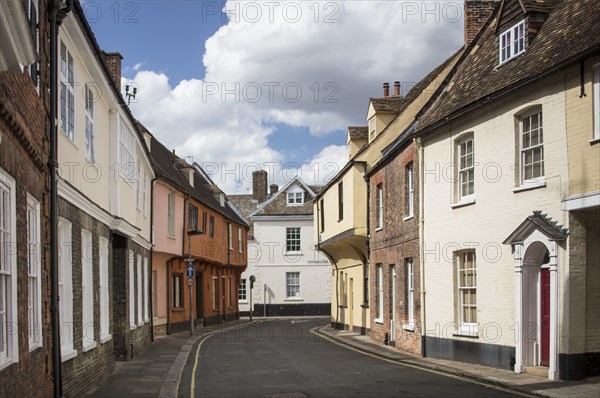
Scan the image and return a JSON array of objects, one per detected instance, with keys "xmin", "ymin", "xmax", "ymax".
[
  {"xmin": 513, "ymin": 181, "xmax": 546, "ymax": 193},
  {"xmin": 28, "ymin": 342, "xmax": 43, "ymax": 353},
  {"xmin": 167, "ymin": 235, "xmax": 176, "ymax": 240},
  {"xmin": 137, "ymin": 321, "xmax": 144, "ymax": 327},
  {"xmin": 403, "ymin": 215, "xmax": 414, "ymax": 221},
  {"xmin": 83, "ymin": 341, "xmax": 97, "ymax": 352},
  {"xmin": 100, "ymin": 334, "xmax": 112, "ymax": 344},
  {"xmin": 453, "ymin": 328, "xmax": 478, "ymax": 338},
  {"xmin": 284, "ymin": 297, "xmax": 304, "ymax": 302},
  {"xmin": 589, "ymin": 138, "xmax": 600, "ymax": 145},
  {"xmin": 375, "ymin": 227, "xmax": 383, "ymax": 232},
  {"xmin": 172, "ymin": 307, "xmax": 185, "ymax": 312},
  {"xmin": 284, "ymin": 252, "xmax": 303, "ymax": 256},
  {"xmin": 238, "ymin": 300, "xmax": 248, "ymax": 304},
  {"xmin": 451, "ymin": 198, "xmax": 476, "ymax": 209},
  {"xmin": 374, "ymin": 318, "xmax": 383, "ymax": 325},
  {"xmin": 61, "ymin": 348, "xmax": 78, "ymax": 362},
  {"xmin": 402, "ymin": 324, "xmax": 415, "ymax": 332},
  {"xmin": 0, "ymin": 356, "xmax": 17, "ymax": 371},
  {"xmin": 129, "ymin": 324, "xmax": 137, "ymax": 331}
]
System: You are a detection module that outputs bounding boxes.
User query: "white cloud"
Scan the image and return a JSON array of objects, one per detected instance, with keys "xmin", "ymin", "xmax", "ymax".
[{"xmin": 127, "ymin": 1, "xmax": 463, "ymax": 193}]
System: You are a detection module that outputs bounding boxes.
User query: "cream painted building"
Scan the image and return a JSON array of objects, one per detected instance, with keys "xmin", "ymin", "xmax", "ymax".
[{"xmin": 415, "ymin": 0, "xmax": 600, "ymax": 381}]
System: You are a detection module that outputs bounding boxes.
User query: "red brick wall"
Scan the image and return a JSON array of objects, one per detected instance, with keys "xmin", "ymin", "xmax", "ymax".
[
  {"xmin": 368, "ymin": 142, "xmax": 422, "ymax": 355},
  {"xmin": 464, "ymin": 0, "xmax": 500, "ymax": 45}
]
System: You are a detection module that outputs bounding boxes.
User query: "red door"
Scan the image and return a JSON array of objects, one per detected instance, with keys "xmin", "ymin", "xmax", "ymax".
[{"xmin": 540, "ymin": 269, "xmax": 550, "ymax": 366}]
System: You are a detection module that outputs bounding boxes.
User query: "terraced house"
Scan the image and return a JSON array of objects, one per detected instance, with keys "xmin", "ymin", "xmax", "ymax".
[
  {"xmin": 415, "ymin": 0, "xmax": 600, "ymax": 381},
  {"xmin": 55, "ymin": 2, "xmax": 155, "ymax": 395},
  {"xmin": 148, "ymin": 134, "xmax": 248, "ymax": 334},
  {"xmin": 0, "ymin": 0, "xmax": 53, "ymax": 395}
]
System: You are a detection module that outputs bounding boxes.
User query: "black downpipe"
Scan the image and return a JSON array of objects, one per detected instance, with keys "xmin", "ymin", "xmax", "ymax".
[{"xmin": 49, "ymin": 1, "xmax": 72, "ymax": 397}]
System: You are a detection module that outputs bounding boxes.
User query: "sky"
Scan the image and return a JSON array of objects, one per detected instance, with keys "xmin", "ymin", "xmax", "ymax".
[{"xmin": 85, "ymin": 0, "xmax": 464, "ymax": 193}]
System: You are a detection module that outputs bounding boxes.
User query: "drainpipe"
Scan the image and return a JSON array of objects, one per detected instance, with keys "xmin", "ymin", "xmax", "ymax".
[
  {"xmin": 416, "ymin": 137, "xmax": 427, "ymax": 357},
  {"xmin": 166, "ymin": 258, "xmax": 171, "ymax": 334},
  {"xmin": 49, "ymin": 1, "xmax": 72, "ymax": 397}
]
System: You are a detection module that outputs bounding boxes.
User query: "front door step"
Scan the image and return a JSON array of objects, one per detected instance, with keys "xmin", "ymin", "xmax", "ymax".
[{"xmin": 525, "ymin": 366, "xmax": 549, "ymax": 378}]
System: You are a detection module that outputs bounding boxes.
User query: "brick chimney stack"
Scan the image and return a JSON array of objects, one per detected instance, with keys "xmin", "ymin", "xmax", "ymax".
[
  {"xmin": 383, "ymin": 82, "xmax": 390, "ymax": 97},
  {"xmin": 464, "ymin": 0, "xmax": 499, "ymax": 45},
  {"xmin": 252, "ymin": 170, "xmax": 268, "ymax": 204},
  {"xmin": 101, "ymin": 51, "xmax": 123, "ymax": 92},
  {"xmin": 393, "ymin": 81, "xmax": 401, "ymax": 96}
]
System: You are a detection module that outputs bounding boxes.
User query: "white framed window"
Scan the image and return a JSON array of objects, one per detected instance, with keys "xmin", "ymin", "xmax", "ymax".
[
  {"xmin": 119, "ymin": 120, "xmax": 136, "ymax": 179},
  {"xmin": 286, "ymin": 272, "xmax": 300, "ymax": 298},
  {"xmin": 167, "ymin": 193, "xmax": 175, "ymax": 237},
  {"xmin": 499, "ymin": 20, "xmax": 525, "ymax": 64},
  {"xmin": 28, "ymin": 0, "xmax": 40, "ymax": 92},
  {"xmin": 172, "ymin": 274, "xmax": 183, "ymax": 309},
  {"xmin": 85, "ymin": 84, "xmax": 95, "ymax": 162},
  {"xmin": 57, "ymin": 218, "xmax": 75, "ymax": 361},
  {"xmin": 135, "ymin": 162, "xmax": 141, "ymax": 210},
  {"xmin": 238, "ymin": 279, "xmax": 247, "ymax": 302},
  {"xmin": 27, "ymin": 195, "xmax": 42, "ymax": 351},
  {"xmin": 376, "ymin": 183, "xmax": 383, "ymax": 230},
  {"xmin": 285, "ymin": 227, "xmax": 301, "ymax": 253},
  {"xmin": 456, "ymin": 250, "xmax": 477, "ymax": 335},
  {"xmin": 238, "ymin": 228, "xmax": 243, "ymax": 253},
  {"xmin": 405, "ymin": 258, "xmax": 414, "ymax": 327},
  {"xmin": 520, "ymin": 110, "xmax": 544, "ymax": 183},
  {"xmin": 60, "ymin": 41, "xmax": 75, "ymax": 140},
  {"xmin": 594, "ymin": 64, "xmax": 600, "ymax": 140},
  {"xmin": 405, "ymin": 163, "xmax": 414, "ymax": 218},
  {"xmin": 143, "ymin": 257, "xmax": 149, "ymax": 323},
  {"xmin": 128, "ymin": 250, "xmax": 135, "ymax": 330},
  {"xmin": 99, "ymin": 236, "xmax": 110, "ymax": 342},
  {"xmin": 369, "ymin": 117, "xmax": 376, "ymax": 141},
  {"xmin": 286, "ymin": 186, "xmax": 304, "ymax": 205},
  {"xmin": 457, "ymin": 136, "xmax": 475, "ymax": 200},
  {"xmin": 228, "ymin": 223, "xmax": 233, "ymax": 250},
  {"xmin": 81, "ymin": 229, "xmax": 95, "ymax": 351},
  {"xmin": 136, "ymin": 254, "xmax": 143, "ymax": 326},
  {"xmin": 0, "ymin": 170, "xmax": 18, "ymax": 369},
  {"xmin": 375, "ymin": 264, "xmax": 383, "ymax": 323},
  {"xmin": 212, "ymin": 277, "xmax": 217, "ymax": 310},
  {"xmin": 142, "ymin": 172, "xmax": 148, "ymax": 217}
]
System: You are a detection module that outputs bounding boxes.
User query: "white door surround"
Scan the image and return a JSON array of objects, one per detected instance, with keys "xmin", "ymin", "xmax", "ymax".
[{"xmin": 504, "ymin": 211, "xmax": 567, "ymax": 381}]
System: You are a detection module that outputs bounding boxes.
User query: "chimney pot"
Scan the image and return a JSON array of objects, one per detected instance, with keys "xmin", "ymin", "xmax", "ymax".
[
  {"xmin": 393, "ymin": 81, "xmax": 401, "ymax": 96},
  {"xmin": 383, "ymin": 82, "xmax": 390, "ymax": 97}
]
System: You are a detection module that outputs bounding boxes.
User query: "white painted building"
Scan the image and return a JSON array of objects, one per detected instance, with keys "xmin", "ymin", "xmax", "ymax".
[{"xmin": 230, "ymin": 172, "xmax": 331, "ymax": 316}]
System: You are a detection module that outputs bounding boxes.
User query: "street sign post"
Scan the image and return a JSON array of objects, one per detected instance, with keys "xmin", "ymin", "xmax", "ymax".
[
  {"xmin": 186, "ymin": 264, "xmax": 194, "ymax": 277},
  {"xmin": 187, "ymin": 278, "xmax": 193, "ymax": 286}
]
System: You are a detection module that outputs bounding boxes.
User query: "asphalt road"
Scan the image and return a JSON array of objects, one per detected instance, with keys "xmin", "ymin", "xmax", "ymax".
[{"xmin": 180, "ymin": 318, "xmax": 522, "ymax": 398}]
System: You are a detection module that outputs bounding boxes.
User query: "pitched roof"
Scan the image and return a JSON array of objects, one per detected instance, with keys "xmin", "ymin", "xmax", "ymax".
[
  {"xmin": 148, "ymin": 135, "xmax": 248, "ymax": 227},
  {"xmin": 250, "ymin": 177, "xmax": 317, "ymax": 217},
  {"xmin": 417, "ymin": 0, "xmax": 600, "ymax": 133},
  {"xmin": 369, "ymin": 96, "xmax": 407, "ymax": 113},
  {"xmin": 348, "ymin": 126, "xmax": 368, "ymax": 140},
  {"xmin": 520, "ymin": 0, "xmax": 560, "ymax": 13},
  {"xmin": 503, "ymin": 211, "xmax": 568, "ymax": 244}
]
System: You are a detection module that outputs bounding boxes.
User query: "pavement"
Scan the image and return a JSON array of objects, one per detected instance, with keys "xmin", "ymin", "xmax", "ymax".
[
  {"xmin": 83, "ymin": 317, "xmax": 600, "ymax": 398},
  {"xmin": 315, "ymin": 326, "xmax": 600, "ymax": 398}
]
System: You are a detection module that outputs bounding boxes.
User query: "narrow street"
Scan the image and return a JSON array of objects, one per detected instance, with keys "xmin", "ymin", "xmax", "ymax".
[{"xmin": 179, "ymin": 319, "xmax": 523, "ymax": 398}]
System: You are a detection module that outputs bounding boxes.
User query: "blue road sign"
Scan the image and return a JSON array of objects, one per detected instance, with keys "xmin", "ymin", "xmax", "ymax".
[{"xmin": 186, "ymin": 265, "xmax": 194, "ymax": 277}]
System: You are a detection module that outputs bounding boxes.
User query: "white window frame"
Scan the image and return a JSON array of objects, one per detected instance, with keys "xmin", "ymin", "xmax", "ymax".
[
  {"xmin": 84, "ymin": 84, "xmax": 95, "ymax": 163},
  {"xmin": 457, "ymin": 135, "xmax": 475, "ymax": 202},
  {"xmin": 375, "ymin": 265, "xmax": 383, "ymax": 323},
  {"xmin": 119, "ymin": 120, "xmax": 136, "ymax": 180},
  {"xmin": 405, "ymin": 258, "xmax": 414, "ymax": 329},
  {"xmin": 81, "ymin": 229, "xmax": 95, "ymax": 351},
  {"xmin": 27, "ymin": 195, "xmax": 42, "ymax": 351},
  {"xmin": 60, "ymin": 40, "xmax": 75, "ymax": 141},
  {"xmin": 520, "ymin": 110, "xmax": 545, "ymax": 184},
  {"xmin": 456, "ymin": 250, "xmax": 477, "ymax": 336},
  {"xmin": 238, "ymin": 227, "xmax": 243, "ymax": 253},
  {"xmin": 405, "ymin": 163, "xmax": 414, "ymax": 218},
  {"xmin": 228, "ymin": 223, "xmax": 233, "ymax": 250},
  {"xmin": 58, "ymin": 218, "xmax": 75, "ymax": 361},
  {"xmin": 286, "ymin": 186, "xmax": 304, "ymax": 206},
  {"xmin": 238, "ymin": 279, "xmax": 247, "ymax": 302},
  {"xmin": 136, "ymin": 254, "xmax": 143, "ymax": 327},
  {"xmin": 129, "ymin": 250, "xmax": 135, "ymax": 330},
  {"xmin": 594, "ymin": 64, "xmax": 600, "ymax": 140},
  {"xmin": 212, "ymin": 277, "xmax": 218, "ymax": 310},
  {"xmin": 0, "ymin": 170, "xmax": 18, "ymax": 369},
  {"xmin": 143, "ymin": 257, "xmax": 149, "ymax": 323},
  {"xmin": 376, "ymin": 184, "xmax": 383, "ymax": 230},
  {"xmin": 167, "ymin": 193, "xmax": 175, "ymax": 237},
  {"xmin": 99, "ymin": 236, "xmax": 111, "ymax": 343},
  {"xmin": 369, "ymin": 117, "xmax": 376, "ymax": 141},
  {"xmin": 285, "ymin": 227, "xmax": 301, "ymax": 253},
  {"xmin": 286, "ymin": 272, "xmax": 301, "ymax": 299},
  {"xmin": 172, "ymin": 274, "xmax": 183, "ymax": 309},
  {"xmin": 499, "ymin": 20, "xmax": 525, "ymax": 65}
]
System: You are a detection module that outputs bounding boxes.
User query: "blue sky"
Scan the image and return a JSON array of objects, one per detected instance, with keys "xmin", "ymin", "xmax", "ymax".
[{"xmin": 84, "ymin": 1, "xmax": 464, "ymax": 192}]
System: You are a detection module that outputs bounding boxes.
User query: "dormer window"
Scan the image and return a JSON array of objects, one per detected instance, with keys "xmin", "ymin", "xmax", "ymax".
[
  {"xmin": 286, "ymin": 185, "xmax": 304, "ymax": 205},
  {"xmin": 499, "ymin": 20, "xmax": 525, "ymax": 65},
  {"xmin": 368, "ymin": 118, "xmax": 376, "ymax": 141}
]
